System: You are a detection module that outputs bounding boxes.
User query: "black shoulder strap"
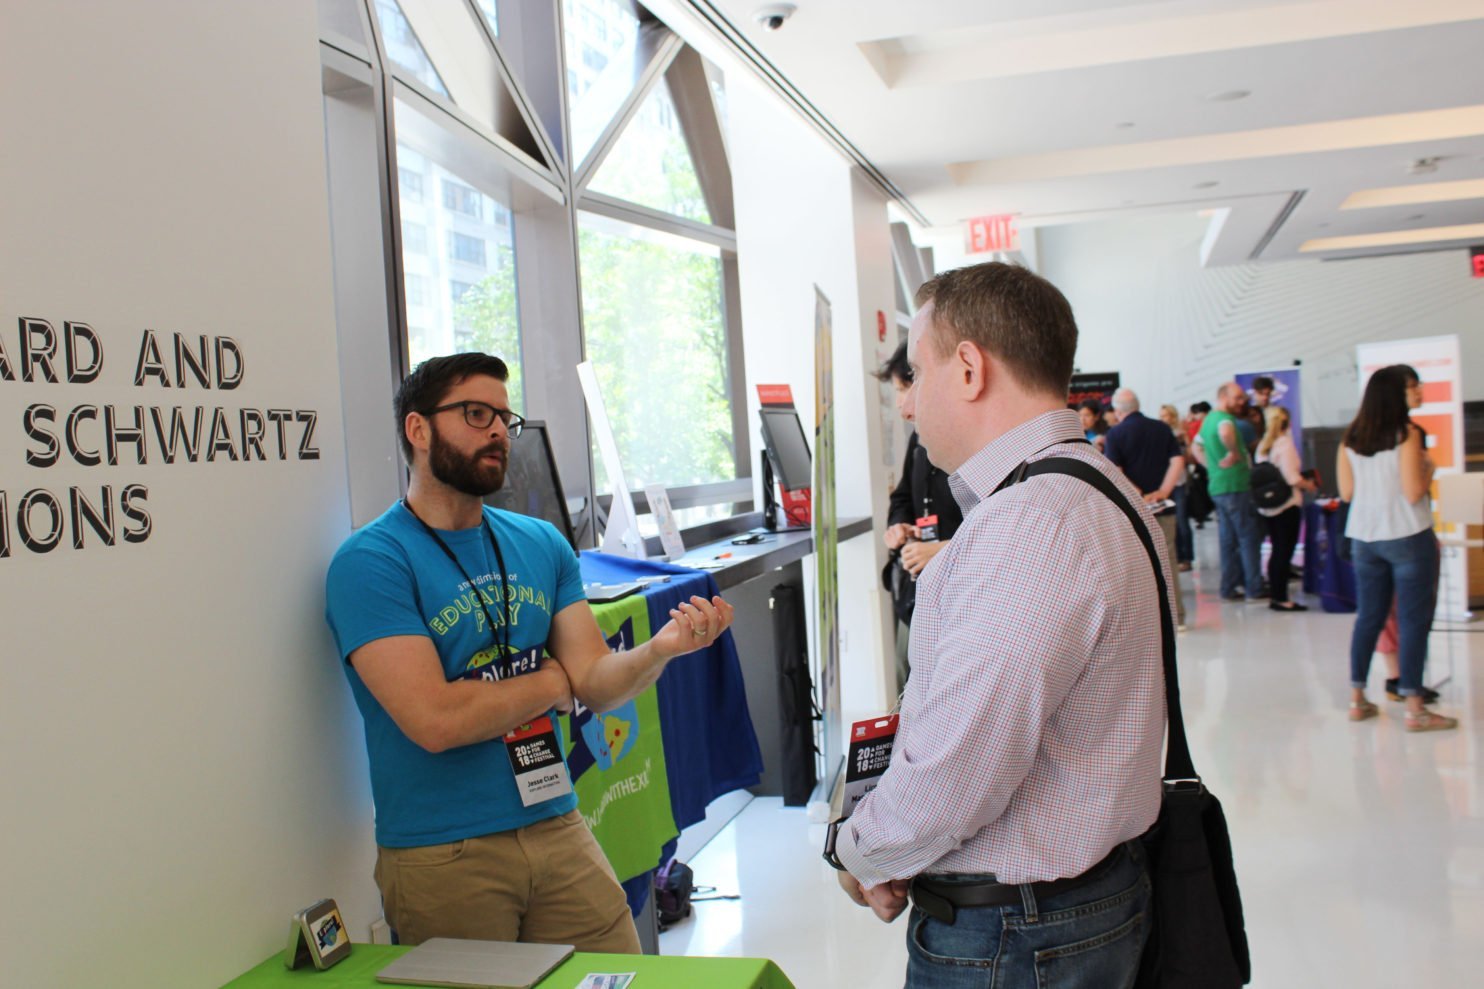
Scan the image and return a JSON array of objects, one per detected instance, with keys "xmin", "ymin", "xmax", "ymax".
[
  {"xmin": 1007, "ymin": 456, "xmax": 1196, "ymax": 782},
  {"xmin": 910, "ymin": 435, "xmax": 933, "ymax": 517}
]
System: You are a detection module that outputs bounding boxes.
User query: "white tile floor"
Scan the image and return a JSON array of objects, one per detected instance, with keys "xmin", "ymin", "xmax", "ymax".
[{"xmin": 659, "ymin": 528, "xmax": 1484, "ymax": 988}]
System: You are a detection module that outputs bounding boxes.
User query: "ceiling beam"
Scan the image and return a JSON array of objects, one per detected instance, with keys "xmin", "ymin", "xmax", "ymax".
[{"xmin": 948, "ymin": 105, "xmax": 1484, "ymax": 185}]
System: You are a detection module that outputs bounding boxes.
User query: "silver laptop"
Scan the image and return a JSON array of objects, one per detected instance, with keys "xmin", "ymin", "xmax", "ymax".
[{"xmin": 375, "ymin": 938, "xmax": 574, "ymax": 989}]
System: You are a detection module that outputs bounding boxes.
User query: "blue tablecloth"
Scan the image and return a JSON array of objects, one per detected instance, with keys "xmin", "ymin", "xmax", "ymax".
[
  {"xmin": 579, "ymin": 552, "xmax": 765, "ymax": 912},
  {"xmin": 1302, "ymin": 502, "xmax": 1356, "ymax": 613}
]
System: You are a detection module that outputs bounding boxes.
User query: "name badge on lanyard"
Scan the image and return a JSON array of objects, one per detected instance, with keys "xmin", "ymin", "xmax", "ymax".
[
  {"xmin": 504, "ymin": 717, "xmax": 574, "ymax": 806},
  {"xmin": 916, "ymin": 514, "xmax": 939, "ymax": 542},
  {"xmin": 842, "ymin": 715, "xmax": 898, "ymax": 818}
]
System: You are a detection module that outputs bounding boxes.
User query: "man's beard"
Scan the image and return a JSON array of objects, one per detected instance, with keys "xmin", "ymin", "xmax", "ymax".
[{"xmin": 429, "ymin": 422, "xmax": 508, "ymax": 497}]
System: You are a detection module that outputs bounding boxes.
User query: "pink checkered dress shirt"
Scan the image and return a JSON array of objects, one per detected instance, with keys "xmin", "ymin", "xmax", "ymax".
[{"xmin": 837, "ymin": 409, "xmax": 1166, "ymax": 886}]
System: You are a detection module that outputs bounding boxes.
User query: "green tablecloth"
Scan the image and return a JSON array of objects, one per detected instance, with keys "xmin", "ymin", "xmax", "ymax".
[
  {"xmin": 223, "ymin": 945, "xmax": 794, "ymax": 989},
  {"xmin": 565, "ymin": 592, "xmax": 676, "ymax": 882}
]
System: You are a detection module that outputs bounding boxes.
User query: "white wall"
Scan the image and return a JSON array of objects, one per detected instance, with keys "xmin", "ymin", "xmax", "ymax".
[
  {"xmin": 0, "ymin": 4, "xmax": 376, "ymax": 986},
  {"xmin": 728, "ymin": 73, "xmax": 896, "ymax": 735},
  {"xmin": 1037, "ymin": 212, "xmax": 1484, "ymax": 425}
]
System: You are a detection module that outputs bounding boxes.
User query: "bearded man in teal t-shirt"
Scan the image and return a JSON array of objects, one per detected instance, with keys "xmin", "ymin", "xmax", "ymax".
[{"xmin": 326, "ymin": 353, "xmax": 734, "ymax": 950}]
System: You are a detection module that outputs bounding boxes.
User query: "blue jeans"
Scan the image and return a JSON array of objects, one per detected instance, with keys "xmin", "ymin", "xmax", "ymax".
[
  {"xmin": 1212, "ymin": 491, "xmax": 1264, "ymax": 599},
  {"xmin": 1349, "ymin": 529, "xmax": 1438, "ymax": 695},
  {"xmin": 1172, "ymin": 484, "xmax": 1194, "ymax": 564},
  {"xmin": 905, "ymin": 842, "xmax": 1151, "ymax": 989}
]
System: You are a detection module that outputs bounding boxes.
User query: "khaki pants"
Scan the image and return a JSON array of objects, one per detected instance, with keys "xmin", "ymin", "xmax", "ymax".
[
  {"xmin": 1156, "ymin": 511, "xmax": 1187, "ymax": 626},
  {"xmin": 374, "ymin": 810, "xmax": 641, "ymax": 953}
]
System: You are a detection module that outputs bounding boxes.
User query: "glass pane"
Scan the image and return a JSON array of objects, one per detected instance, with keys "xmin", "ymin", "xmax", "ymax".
[
  {"xmin": 396, "ymin": 142, "xmax": 522, "ymax": 408},
  {"xmin": 587, "ymin": 80, "xmax": 710, "ymax": 223},
  {"xmin": 317, "ymin": 0, "xmax": 369, "ymax": 47},
  {"xmin": 563, "ymin": 0, "xmax": 641, "ymax": 164},
  {"xmin": 476, "ymin": 0, "xmax": 499, "ymax": 36},
  {"xmin": 374, "ymin": 0, "xmax": 450, "ymax": 97},
  {"xmin": 578, "ymin": 213, "xmax": 733, "ymax": 494}
]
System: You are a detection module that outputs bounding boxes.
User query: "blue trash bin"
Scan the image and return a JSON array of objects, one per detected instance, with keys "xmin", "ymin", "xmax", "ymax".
[{"xmin": 1303, "ymin": 502, "xmax": 1356, "ymax": 613}]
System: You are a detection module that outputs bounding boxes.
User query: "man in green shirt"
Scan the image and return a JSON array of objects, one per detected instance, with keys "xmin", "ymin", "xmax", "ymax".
[{"xmin": 1195, "ymin": 382, "xmax": 1265, "ymax": 602}]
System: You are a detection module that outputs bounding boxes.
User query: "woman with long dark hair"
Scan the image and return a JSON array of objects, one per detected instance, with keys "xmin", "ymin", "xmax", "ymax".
[{"xmin": 1338, "ymin": 364, "xmax": 1454, "ymax": 730}]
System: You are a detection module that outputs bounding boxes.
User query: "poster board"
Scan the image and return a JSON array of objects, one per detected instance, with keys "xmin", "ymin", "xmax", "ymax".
[
  {"xmin": 1235, "ymin": 368, "xmax": 1304, "ymax": 455},
  {"xmin": 1067, "ymin": 371, "xmax": 1120, "ymax": 408},
  {"xmin": 813, "ymin": 287, "xmax": 841, "ymax": 805}
]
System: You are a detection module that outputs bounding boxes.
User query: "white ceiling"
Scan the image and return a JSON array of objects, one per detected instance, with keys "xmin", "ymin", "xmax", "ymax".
[{"xmin": 708, "ymin": 0, "xmax": 1484, "ymax": 264}]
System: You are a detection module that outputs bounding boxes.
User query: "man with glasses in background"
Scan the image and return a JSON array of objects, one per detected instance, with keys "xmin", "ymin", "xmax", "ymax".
[{"xmin": 325, "ymin": 353, "xmax": 733, "ymax": 950}]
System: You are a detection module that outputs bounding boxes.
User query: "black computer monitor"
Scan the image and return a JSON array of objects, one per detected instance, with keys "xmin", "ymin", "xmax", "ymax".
[
  {"xmin": 484, "ymin": 420, "xmax": 577, "ymax": 548},
  {"xmin": 759, "ymin": 407, "xmax": 813, "ymax": 492}
]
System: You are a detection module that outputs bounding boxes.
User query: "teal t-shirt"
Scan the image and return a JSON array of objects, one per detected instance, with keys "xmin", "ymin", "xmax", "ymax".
[
  {"xmin": 325, "ymin": 502, "xmax": 586, "ymax": 847},
  {"xmin": 1199, "ymin": 410, "xmax": 1251, "ymax": 496}
]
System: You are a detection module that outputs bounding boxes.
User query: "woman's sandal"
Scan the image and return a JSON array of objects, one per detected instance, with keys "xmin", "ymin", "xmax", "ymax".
[
  {"xmin": 1348, "ymin": 700, "xmax": 1379, "ymax": 722},
  {"xmin": 1404, "ymin": 709, "xmax": 1458, "ymax": 733}
]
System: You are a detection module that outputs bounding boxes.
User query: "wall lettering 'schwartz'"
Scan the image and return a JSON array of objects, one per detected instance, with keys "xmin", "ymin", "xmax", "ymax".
[{"xmin": 21, "ymin": 403, "xmax": 323, "ymax": 467}]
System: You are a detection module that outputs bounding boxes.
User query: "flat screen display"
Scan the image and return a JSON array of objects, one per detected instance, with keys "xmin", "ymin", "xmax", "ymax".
[
  {"xmin": 759, "ymin": 408, "xmax": 813, "ymax": 492},
  {"xmin": 485, "ymin": 420, "xmax": 577, "ymax": 548}
]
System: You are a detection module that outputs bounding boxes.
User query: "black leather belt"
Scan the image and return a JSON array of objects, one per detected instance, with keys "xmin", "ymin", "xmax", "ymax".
[{"xmin": 909, "ymin": 843, "xmax": 1127, "ymax": 925}]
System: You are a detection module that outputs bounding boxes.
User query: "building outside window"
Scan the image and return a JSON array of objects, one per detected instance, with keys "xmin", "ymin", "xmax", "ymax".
[
  {"xmin": 398, "ymin": 166, "xmax": 423, "ymax": 203},
  {"xmin": 449, "ymin": 232, "xmax": 487, "ymax": 267},
  {"xmin": 442, "ymin": 179, "xmax": 483, "ymax": 219},
  {"xmin": 396, "ymin": 141, "xmax": 522, "ymax": 407}
]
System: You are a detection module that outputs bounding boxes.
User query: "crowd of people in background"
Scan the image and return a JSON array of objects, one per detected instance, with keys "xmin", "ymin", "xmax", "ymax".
[{"xmin": 878, "ymin": 357, "xmax": 1456, "ymax": 729}]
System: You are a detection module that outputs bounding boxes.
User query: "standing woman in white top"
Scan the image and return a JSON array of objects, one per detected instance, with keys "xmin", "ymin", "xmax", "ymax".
[
  {"xmin": 1255, "ymin": 407, "xmax": 1314, "ymax": 611},
  {"xmin": 1338, "ymin": 365, "xmax": 1454, "ymax": 731}
]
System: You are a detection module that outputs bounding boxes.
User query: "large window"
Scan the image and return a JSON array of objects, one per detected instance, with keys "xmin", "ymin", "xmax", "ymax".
[
  {"xmin": 326, "ymin": 0, "xmax": 744, "ymax": 542},
  {"xmin": 395, "ymin": 140, "xmax": 522, "ymax": 407},
  {"xmin": 587, "ymin": 82, "xmax": 710, "ymax": 223},
  {"xmin": 563, "ymin": 0, "xmax": 641, "ymax": 164},
  {"xmin": 373, "ymin": 0, "xmax": 448, "ymax": 96},
  {"xmin": 578, "ymin": 215, "xmax": 732, "ymax": 492}
]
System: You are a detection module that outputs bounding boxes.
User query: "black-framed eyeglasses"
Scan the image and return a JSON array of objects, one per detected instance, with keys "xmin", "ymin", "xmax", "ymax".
[{"xmin": 424, "ymin": 401, "xmax": 525, "ymax": 437}]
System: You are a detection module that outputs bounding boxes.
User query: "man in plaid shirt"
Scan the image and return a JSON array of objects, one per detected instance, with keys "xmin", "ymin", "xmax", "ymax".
[{"xmin": 831, "ymin": 263, "xmax": 1166, "ymax": 988}]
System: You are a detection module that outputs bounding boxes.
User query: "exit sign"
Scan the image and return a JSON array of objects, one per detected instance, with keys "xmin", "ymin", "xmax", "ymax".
[
  {"xmin": 1471, "ymin": 245, "xmax": 1484, "ymax": 278},
  {"xmin": 966, "ymin": 214, "xmax": 1019, "ymax": 254}
]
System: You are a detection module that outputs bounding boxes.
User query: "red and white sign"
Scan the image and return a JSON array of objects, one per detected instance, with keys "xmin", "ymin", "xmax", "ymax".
[
  {"xmin": 966, "ymin": 213, "xmax": 1019, "ymax": 254},
  {"xmin": 756, "ymin": 383, "xmax": 795, "ymax": 408},
  {"xmin": 1470, "ymin": 245, "xmax": 1484, "ymax": 278}
]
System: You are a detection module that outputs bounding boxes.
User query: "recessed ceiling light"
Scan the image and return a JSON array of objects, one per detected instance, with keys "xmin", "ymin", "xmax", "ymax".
[
  {"xmin": 1207, "ymin": 89, "xmax": 1251, "ymax": 102},
  {"xmin": 1193, "ymin": 180, "xmax": 1220, "ymax": 189}
]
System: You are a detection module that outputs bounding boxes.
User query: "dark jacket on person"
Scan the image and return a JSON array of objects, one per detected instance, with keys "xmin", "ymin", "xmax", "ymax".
[{"xmin": 882, "ymin": 431, "xmax": 963, "ymax": 623}]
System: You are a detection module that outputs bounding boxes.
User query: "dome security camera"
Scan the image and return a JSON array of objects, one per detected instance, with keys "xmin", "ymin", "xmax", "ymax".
[{"xmin": 753, "ymin": 3, "xmax": 797, "ymax": 31}]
